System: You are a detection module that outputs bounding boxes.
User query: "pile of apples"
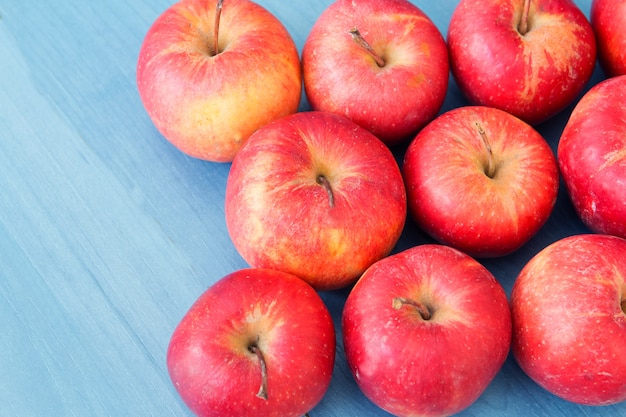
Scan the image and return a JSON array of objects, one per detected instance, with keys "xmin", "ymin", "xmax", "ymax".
[{"xmin": 136, "ymin": 0, "xmax": 626, "ymax": 416}]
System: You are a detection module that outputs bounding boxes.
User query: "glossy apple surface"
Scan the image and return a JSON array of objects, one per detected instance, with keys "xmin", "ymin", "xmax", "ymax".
[
  {"xmin": 137, "ymin": 0, "xmax": 301, "ymax": 162},
  {"xmin": 302, "ymin": 0, "xmax": 449, "ymax": 146},
  {"xmin": 402, "ymin": 105, "xmax": 559, "ymax": 258},
  {"xmin": 343, "ymin": 244, "xmax": 512, "ymax": 417},
  {"xmin": 167, "ymin": 268, "xmax": 336, "ymax": 417},
  {"xmin": 558, "ymin": 75, "xmax": 626, "ymax": 239},
  {"xmin": 591, "ymin": 0, "xmax": 626, "ymax": 77},
  {"xmin": 225, "ymin": 111, "xmax": 406, "ymax": 290},
  {"xmin": 511, "ymin": 234, "xmax": 626, "ymax": 405},
  {"xmin": 447, "ymin": 0, "xmax": 596, "ymax": 125}
]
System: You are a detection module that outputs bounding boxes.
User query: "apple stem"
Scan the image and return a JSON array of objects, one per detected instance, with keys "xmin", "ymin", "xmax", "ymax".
[
  {"xmin": 393, "ymin": 297, "xmax": 432, "ymax": 321},
  {"xmin": 475, "ymin": 122, "xmax": 496, "ymax": 178},
  {"xmin": 213, "ymin": 0, "xmax": 223, "ymax": 56},
  {"xmin": 317, "ymin": 174, "xmax": 335, "ymax": 208},
  {"xmin": 248, "ymin": 341, "xmax": 269, "ymax": 401},
  {"xmin": 621, "ymin": 298, "xmax": 626, "ymax": 315},
  {"xmin": 349, "ymin": 27, "xmax": 385, "ymax": 68},
  {"xmin": 518, "ymin": 0, "xmax": 531, "ymax": 36}
]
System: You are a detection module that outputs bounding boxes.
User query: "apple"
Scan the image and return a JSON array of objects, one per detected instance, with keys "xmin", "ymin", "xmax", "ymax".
[
  {"xmin": 225, "ymin": 111, "xmax": 407, "ymax": 291},
  {"xmin": 301, "ymin": 0, "xmax": 449, "ymax": 146},
  {"xmin": 342, "ymin": 244, "xmax": 512, "ymax": 417},
  {"xmin": 167, "ymin": 268, "xmax": 336, "ymax": 417},
  {"xmin": 447, "ymin": 0, "xmax": 596, "ymax": 125},
  {"xmin": 136, "ymin": 0, "xmax": 302, "ymax": 162},
  {"xmin": 511, "ymin": 234, "xmax": 626, "ymax": 405},
  {"xmin": 591, "ymin": 0, "xmax": 626, "ymax": 77},
  {"xmin": 557, "ymin": 75, "xmax": 626, "ymax": 239},
  {"xmin": 402, "ymin": 105, "xmax": 559, "ymax": 258}
]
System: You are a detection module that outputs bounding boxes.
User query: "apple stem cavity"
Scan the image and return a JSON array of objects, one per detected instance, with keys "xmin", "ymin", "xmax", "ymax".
[
  {"xmin": 621, "ymin": 298, "xmax": 626, "ymax": 315},
  {"xmin": 317, "ymin": 174, "xmax": 335, "ymax": 208},
  {"xmin": 248, "ymin": 339, "xmax": 269, "ymax": 401},
  {"xmin": 518, "ymin": 0, "xmax": 532, "ymax": 36},
  {"xmin": 349, "ymin": 27, "xmax": 385, "ymax": 68},
  {"xmin": 393, "ymin": 297, "xmax": 432, "ymax": 321},
  {"xmin": 212, "ymin": 0, "xmax": 224, "ymax": 56},
  {"xmin": 475, "ymin": 122, "xmax": 496, "ymax": 178}
]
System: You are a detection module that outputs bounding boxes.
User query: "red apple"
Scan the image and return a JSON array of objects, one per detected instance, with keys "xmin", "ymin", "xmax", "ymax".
[
  {"xmin": 342, "ymin": 244, "xmax": 512, "ymax": 417},
  {"xmin": 225, "ymin": 111, "xmax": 407, "ymax": 290},
  {"xmin": 447, "ymin": 0, "xmax": 596, "ymax": 125},
  {"xmin": 136, "ymin": 0, "xmax": 302, "ymax": 162},
  {"xmin": 511, "ymin": 234, "xmax": 626, "ymax": 405},
  {"xmin": 167, "ymin": 268, "xmax": 336, "ymax": 417},
  {"xmin": 301, "ymin": 0, "xmax": 449, "ymax": 146},
  {"xmin": 557, "ymin": 75, "xmax": 626, "ymax": 239},
  {"xmin": 402, "ymin": 105, "xmax": 559, "ymax": 258},
  {"xmin": 591, "ymin": 0, "xmax": 626, "ymax": 77}
]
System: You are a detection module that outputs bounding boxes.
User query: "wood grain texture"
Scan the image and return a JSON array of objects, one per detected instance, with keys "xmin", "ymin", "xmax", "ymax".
[{"xmin": 0, "ymin": 0, "xmax": 623, "ymax": 416}]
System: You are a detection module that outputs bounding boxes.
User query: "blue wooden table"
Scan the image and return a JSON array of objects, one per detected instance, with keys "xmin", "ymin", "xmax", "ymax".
[{"xmin": 1, "ymin": 0, "xmax": 624, "ymax": 416}]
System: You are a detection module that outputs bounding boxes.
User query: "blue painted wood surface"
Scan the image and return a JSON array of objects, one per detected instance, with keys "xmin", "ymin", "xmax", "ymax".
[{"xmin": 1, "ymin": 0, "xmax": 624, "ymax": 415}]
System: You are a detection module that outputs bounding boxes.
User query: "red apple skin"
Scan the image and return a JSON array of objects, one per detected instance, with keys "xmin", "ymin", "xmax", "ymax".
[
  {"xmin": 302, "ymin": 0, "xmax": 449, "ymax": 146},
  {"xmin": 558, "ymin": 75, "xmax": 626, "ymax": 239},
  {"xmin": 447, "ymin": 0, "xmax": 596, "ymax": 125},
  {"xmin": 343, "ymin": 244, "xmax": 512, "ymax": 417},
  {"xmin": 402, "ymin": 106, "xmax": 559, "ymax": 258},
  {"xmin": 225, "ymin": 111, "xmax": 407, "ymax": 291},
  {"xmin": 511, "ymin": 234, "xmax": 626, "ymax": 405},
  {"xmin": 591, "ymin": 0, "xmax": 626, "ymax": 77},
  {"xmin": 136, "ymin": 0, "xmax": 301, "ymax": 162},
  {"xmin": 167, "ymin": 268, "xmax": 336, "ymax": 417}
]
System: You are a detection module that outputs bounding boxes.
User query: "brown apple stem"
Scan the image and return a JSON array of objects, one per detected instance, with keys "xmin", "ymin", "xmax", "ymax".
[
  {"xmin": 317, "ymin": 174, "xmax": 335, "ymax": 208},
  {"xmin": 349, "ymin": 27, "xmax": 385, "ymax": 68},
  {"xmin": 213, "ymin": 0, "xmax": 223, "ymax": 55},
  {"xmin": 475, "ymin": 122, "xmax": 496, "ymax": 178},
  {"xmin": 392, "ymin": 297, "xmax": 432, "ymax": 321},
  {"xmin": 621, "ymin": 298, "xmax": 626, "ymax": 315},
  {"xmin": 518, "ymin": 0, "xmax": 531, "ymax": 36},
  {"xmin": 248, "ymin": 341, "xmax": 268, "ymax": 400}
]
